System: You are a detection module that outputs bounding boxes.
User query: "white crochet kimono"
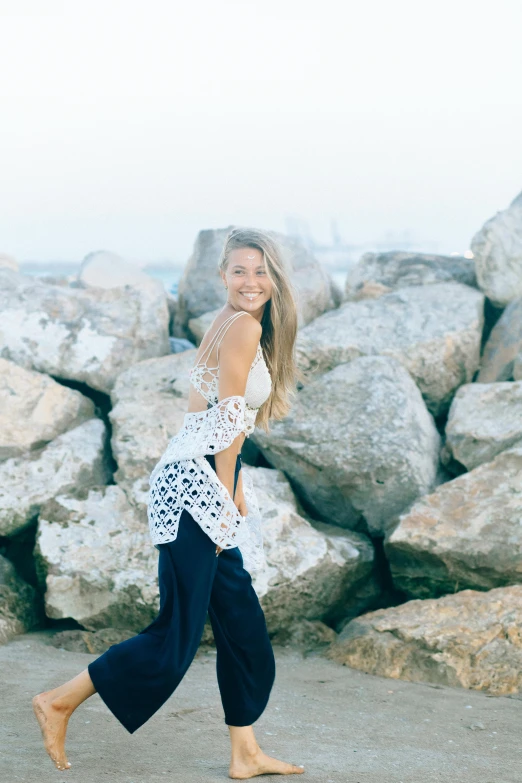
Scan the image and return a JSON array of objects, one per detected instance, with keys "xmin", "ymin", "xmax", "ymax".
[{"xmin": 147, "ymin": 311, "xmax": 272, "ymax": 574}]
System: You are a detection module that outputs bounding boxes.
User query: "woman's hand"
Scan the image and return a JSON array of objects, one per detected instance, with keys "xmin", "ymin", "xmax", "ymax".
[{"xmin": 215, "ymin": 488, "xmax": 248, "ymax": 556}]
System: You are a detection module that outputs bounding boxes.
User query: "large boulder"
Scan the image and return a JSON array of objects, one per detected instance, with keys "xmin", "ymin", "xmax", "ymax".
[
  {"xmin": 385, "ymin": 445, "xmax": 522, "ymax": 598},
  {"xmin": 445, "ymin": 381, "xmax": 522, "ymax": 470},
  {"xmin": 471, "ymin": 191, "xmax": 522, "ymax": 308},
  {"xmin": 477, "ymin": 297, "xmax": 522, "ymax": 382},
  {"xmin": 327, "ymin": 586, "xmax": 522, "ymax": 696},
  {"xmin": 0, "ymin": 555, "xmax": 40, "ymax": 644},
  {"xmin": 248, "ymin": 466, "xmax": 378, "ymax": 630},
  {"xmin": 253, "ymin": 357, "xmax": 440, "ymax": 537},
  {"xmin": 35, "ymin": 486, "xmax": 159, "ymax": 631},
  {"xmin": 175, "ymin": 227, "xmax": 339, "ymax": 334},
  {"xmin": 296, "ymin": 283, "xmax": 484, "ymax": 416},
  {"xmin": 0, "ymin": 269, "xmax": 170, "ymax": 393},
  {"xmin": 344, "ymin": 251, "xmax": 476, "ymax": 301},
  {"xmin": 515, "ymin": 353, "xmax": 522, "ymax": 380},
  {"xmin": 78, "ymin": 250, "xmax": 155, "ymax": 289},
  {"xmin": 0, "ymin": 253, "xmax": 18, "ymax": 272},
  {"xmin": 35, "ymin": 466, "xmax": 378, "ymax": 634},
  {"xmin": 0, "ymin": 358, "xmax": 94, "ymax": 461},
  {"xmin": 0, "ymin": 419, "xmax": 109, "ymax": 537},
  {"xmin": 110, "ymin": 350, "xmax": 196, "ymax": 491},
  {"xmin": 188, "ymin": 309, "xmax": 221, "ymax": 345}
]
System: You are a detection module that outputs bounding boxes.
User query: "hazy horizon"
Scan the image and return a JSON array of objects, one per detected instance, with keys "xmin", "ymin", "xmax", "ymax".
[{"xmin": 1, "ymin": 0, "xmax": 521, "ymax": 266}]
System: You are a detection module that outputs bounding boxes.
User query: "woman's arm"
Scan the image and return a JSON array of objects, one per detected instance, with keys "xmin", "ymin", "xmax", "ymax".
[{"xmin": 214, "ymin": 314, "xmax": 261, "ymax": 501}]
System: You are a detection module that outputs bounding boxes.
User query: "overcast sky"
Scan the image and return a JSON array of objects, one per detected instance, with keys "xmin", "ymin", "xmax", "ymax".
[{"xmin": 1, "ymin": 0, "xmax": 521, "ymax": 265}]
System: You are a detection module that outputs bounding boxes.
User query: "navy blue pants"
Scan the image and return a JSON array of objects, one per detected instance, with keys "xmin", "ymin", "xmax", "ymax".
[{"xmin": 88, "ymin": 453, "xmax": 275, "ymax": 734}]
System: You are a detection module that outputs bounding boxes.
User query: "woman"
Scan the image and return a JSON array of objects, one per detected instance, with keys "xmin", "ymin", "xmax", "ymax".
[{"xmin": 32, "ymin": 227, "xmax": 305, "ymax": 779}]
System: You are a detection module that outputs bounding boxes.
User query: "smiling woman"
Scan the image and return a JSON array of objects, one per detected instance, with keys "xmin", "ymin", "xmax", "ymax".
[{"xmin": 32, "ymin": 226, "xmax": 305, "ymax": 780}]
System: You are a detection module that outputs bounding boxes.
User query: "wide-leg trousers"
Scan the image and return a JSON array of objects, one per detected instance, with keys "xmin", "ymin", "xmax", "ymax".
[{"xmin": 87, "ymin": 453, "xmax": 276, "ymax": 734}]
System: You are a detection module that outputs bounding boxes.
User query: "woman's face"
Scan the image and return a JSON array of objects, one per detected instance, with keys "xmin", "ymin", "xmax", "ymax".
[{"xmin": 222, "ymin": 247, "xmax": 273, "ymax": 314}]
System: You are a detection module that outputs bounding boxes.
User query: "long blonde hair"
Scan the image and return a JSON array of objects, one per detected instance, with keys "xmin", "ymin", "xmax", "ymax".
[{"xmin": 218, "ymin": 227, "xmax": 304, "ymax": 433}]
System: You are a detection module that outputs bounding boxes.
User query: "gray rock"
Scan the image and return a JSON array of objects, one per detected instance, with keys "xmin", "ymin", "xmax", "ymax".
[
  {"xmin": 271, "ymin": 619, "xmax": 337, "ymax": 649},
  {"xmin": 0, "ymin": 419, "xmax": 109, "ymax": 537},
  {"xmin": 169, "ymin": 337, "xmax": 195, "ymax": 353},
  {"xmin": 345, "ymin": 251, "xmax": 477, "ymax": 301},
  {"xmin": 471, "ymin": 191, "xmax": 522, "ymax": 307},
  {"xmin": 0, "ymin": 269, "xmax": 170, "ymax": 393},
  {"xmin": 327, "ymin": 585, "xmax": 522, "ymax": 695},
  {"xmin": 253, "ymin": 357, "xmax": 440, "ymax": 537},
  {"xmin": 187, "ymin": 309, "xmax": 218, "ymax": 344},
  {"xmin": 0, "ymin": 555, "xmax": 40, "ymax": 645},
  {"xmin": 174, "ymin": 227, "xmax": 338, "ymax": 334},
  {"xmin": 0, "ymin": 358, "xmax": 94, "ymax": 461},
  {"xmin": 78, "ymin": 251, "xmax": 155, "ymax": 289},
  {"xmin": 35, "ymin": 465, "xmax": 377, "ymax": 634},
  {"xmin": 296, "ymin": 283, "xmax": 484, "ymax": 416},
  {"xmin": 515, "ymin": 353, "xmax": 522, "ymax": 380},
  {"xmin": 0, "ymin": 253, "xmax": 18, "ymax": 272},
  {"xmin": 248, "ymin": 466, "xmax": 378, "ymax": 631},
  {"xmin": 35, "ymin": 485, "xmax": 159, "ymax": 631},
  {"xmin": 109, "ymin": 351, "xmax": 196, "ymax": 490},
  {"xmin": 49, "ymin": 628, "xmax": 135, "ymax": 654},
  {"xmin": 477, "ymin": 297, "xmax": 522, "ymax": 382},
  {"xmin": 166, "ymin": 292, "xmax": 177, "ymax": 336},
  {"xmin": 445, "ymin": 381, "xmax": 522, "ymax": 470},
  {"xmin": 385, "ymin": 444, "xmax": 522, "ymax": 598}
]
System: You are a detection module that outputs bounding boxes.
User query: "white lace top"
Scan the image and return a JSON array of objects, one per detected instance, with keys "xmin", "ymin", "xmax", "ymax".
[{"xmin": 147, "ymin": 311, "xmax": 272, "ymax": 573}]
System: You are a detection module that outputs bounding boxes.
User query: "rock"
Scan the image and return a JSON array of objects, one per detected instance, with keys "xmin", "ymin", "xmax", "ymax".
[
  {"xmin": 35, "ymin": 485, "xmax": 159, "ymax": 631},
  {"xmin": 271, "ymin": 619, "xmax": 337, "ymax": 649},
  {"xmin": 247, "ymin": 466, "xmax": 378, "ymax": 630},
  {"xmin": 174, "ymin": 227, "xmax": 338, "ymax": 334},
  {"xmin": 0, "ymin": 358, "xmax": 94, "ymax": 461},
  {"xmin": 188, "ymin": 309, "xmax": 217, "ymax": 344},
  {"xmin": 78, "ymin": 251, "xmax": 153, "ymax": 289},
  {"xmin": 445, "ymin": 381, "xmax": 522, "ymax": 470},
  {"xmin": 0, "ymin": 555, "xmax": 40, "ymax": 645},
  {"xmin": 385, "ymin": 444, "xmax": 522, "ymax": 598},
  {"xmin": 35, "ymin": 461, "xmax": 377, "ymax": 634},
  {"xmin": 0, "ymin": 253, "xmax": 18, "ymax": 272},
  {"xmin": 345, "ymin": 251, "xmax": 477, "ymax": 301},
  {"xmin": 0, "ymin": 269, "xmax": 170, "ymax": 393},
  {"xmin": 471, "ymin": 191, "xmax": 522, "ymax": 308},
  {"xmin": 515, "ymin": 353, "xmax": 522, "ymax": 380},
  {"xmin": 169, "ymin": 337, "xmax": 195, "ymax": 353},
  {"xmin": 0, "ymin": 419, "xmax": 109, "ymax": 537},
  {"xmin": 327, "ymin": 585, "xmax": 522, "ymax": 696},
  {"xmin": 477, "ymin": 297, "xmax": 522, "ymax": 382},
  {"xmin": 166, "ymin": 292, "xmax": 177, "ymax": 336},
  {"xmin": 296, "ymin": 283, "xmax": 484, "ymax": 416},
  {"xmin": 109, "ymin": 351, "xmax": 196, "ymax": 490},
  {"xmin": 254, "ymin": 357, "xmax": 440, "ymax": 537},
  {"xmin": 49, "ymin": 628, "xmax": 135, "ymax": 654}
]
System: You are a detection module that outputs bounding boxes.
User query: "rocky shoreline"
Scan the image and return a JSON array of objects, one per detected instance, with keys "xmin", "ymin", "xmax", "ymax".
[{"xmin": 1, "ymin": 193, "xmax": 522, "ymax": 696}]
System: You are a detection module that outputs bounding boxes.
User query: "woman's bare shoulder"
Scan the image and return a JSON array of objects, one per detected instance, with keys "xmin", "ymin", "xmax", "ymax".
[{"xmin": 218, "ymin": 311, "xmax": 261, "ymax": 360}]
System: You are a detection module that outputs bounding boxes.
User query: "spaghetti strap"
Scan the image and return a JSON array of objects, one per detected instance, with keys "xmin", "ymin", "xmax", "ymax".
[
  {"xmin": 199, "ymin": 311, "xmax": 249, "ymax": 368},
  {"xmin": 216, "ymin": 312, "xmax": 250, "ymax": 362},
  {"xmin": 188, "ymin": 311, "xmax": 254, "ymax": 405}
]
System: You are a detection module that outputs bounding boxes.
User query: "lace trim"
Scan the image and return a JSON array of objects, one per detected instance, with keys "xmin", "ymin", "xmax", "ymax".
[
  {"xmin": 188, "ymin": 311, "xmax": 249, "ymax": 405},
  {"xmin": 147, "ymin": 395, "xmax": 267, "ymax": 573}
]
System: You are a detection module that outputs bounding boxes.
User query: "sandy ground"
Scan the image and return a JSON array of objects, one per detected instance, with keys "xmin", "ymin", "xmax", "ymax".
[{"xmin": 1, "ymin": 631, "xmax": 521, "ymax": 783}]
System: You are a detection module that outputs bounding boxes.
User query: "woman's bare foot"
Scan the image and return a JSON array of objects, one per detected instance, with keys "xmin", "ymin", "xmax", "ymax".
[
  {"xmin": 229, "ymin": 747, "xmax": 305, "ymax": 779},
  {"xmin": 32, "ymin": 692, "xmax": 72, "ymax": 771}
]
